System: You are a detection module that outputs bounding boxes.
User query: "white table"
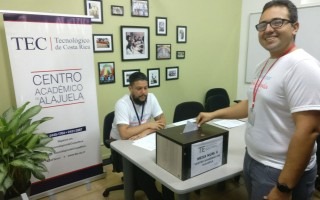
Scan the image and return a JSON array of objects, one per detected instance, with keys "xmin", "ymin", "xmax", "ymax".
[{"xmin": 111, "ymin": 120, "xmax": 246, "ymax": 200}]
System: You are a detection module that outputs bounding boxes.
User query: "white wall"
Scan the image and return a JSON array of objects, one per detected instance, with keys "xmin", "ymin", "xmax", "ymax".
[{"xmin": 237, "ymin": 0, "xmax": 320, "ymax": 99}]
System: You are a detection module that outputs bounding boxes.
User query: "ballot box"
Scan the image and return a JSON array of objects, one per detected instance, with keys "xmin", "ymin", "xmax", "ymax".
[{"xmin": 156, "ymin": 123, "xmax": 228, "ymax": 180}]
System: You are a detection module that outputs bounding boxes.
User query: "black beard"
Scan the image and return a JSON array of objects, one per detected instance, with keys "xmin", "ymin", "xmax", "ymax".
[{"xmin": 131, "ymin": 95, "xmax": 147, "ymax": 105}]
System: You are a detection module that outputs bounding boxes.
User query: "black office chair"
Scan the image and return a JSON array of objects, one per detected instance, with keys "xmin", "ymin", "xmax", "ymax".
[
  {"xmin": 173, "ymin": 101, "xmax": 204, "ymax": 123},
  {"xmin": 102, "ymin": 111, "xmax": 124, "ymax": 197},
  {"xmin": 204, "ymin": 88, "xmax": 230, "ymax": 112}
]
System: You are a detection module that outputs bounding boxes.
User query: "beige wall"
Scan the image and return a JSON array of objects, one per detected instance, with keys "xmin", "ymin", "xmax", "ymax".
[{"xmin": 0, "ymin": 0, "xmax": 241, "ymax": 158}]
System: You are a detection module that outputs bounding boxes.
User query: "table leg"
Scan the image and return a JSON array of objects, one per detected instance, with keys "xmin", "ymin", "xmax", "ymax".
[
  {"xmin": 176, "ymin": 193, "xmax": 189, "ymax": 200},
  {"xmin": 122, "ymin": 157, "xmax": 135, "ymax": 200}
]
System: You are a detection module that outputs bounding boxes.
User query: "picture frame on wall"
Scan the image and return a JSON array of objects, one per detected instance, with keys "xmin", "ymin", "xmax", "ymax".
[
  {"xmin": 120, "ymin": 26, "xmax": 150, "ymax": 61},
  {"xmin": 98, "ymin": 62, "xmax": 115, "ymax": 84},
  {"xmin": 177, "ymin": 26, "xmax": 187, "ymax": 43},
  {"xmin": 147, "ymin": 68, "xmax": 160, "ymax": 88},
  {"xmin": 122, "ymin": 69, "xmax": 140, "ymax": 87},
  {"xmin": 92, "ymin": 34, "xmax": 113, "ymax": 52},
  {"xmin": 85, "ymin": 0, "xmax": 103, "ymax": 24},
  {"xmin": 156, "ymin": 44, "xmax": 171, "ymax": 60},
  {"xmin": 131, "ymin": 0, "xmax": 149, "ymax": 17},
  {"xmin": 156, "ymin": 17, "xmax": 167, "ymax": 36},
  {"xmin": 111, "ymin": 5, "xmax": 124, "ymax": 16},
  {"xmin": 166, "ymin": 66, "xmax": 179, "ymax": 80},
  {"xmin": 176, "ymin": 51, "xmax": 185, "ymax": 59}
]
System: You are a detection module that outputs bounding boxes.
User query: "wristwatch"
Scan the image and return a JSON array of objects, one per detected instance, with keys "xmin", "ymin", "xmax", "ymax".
[{"xmin": 276, "ymin": 181, "xmax": 292, "ymax": 193}]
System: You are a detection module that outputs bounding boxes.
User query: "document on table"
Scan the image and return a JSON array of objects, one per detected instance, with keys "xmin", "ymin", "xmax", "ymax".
[
  {"xmin": 212, "ymin": 119, "xmax": 245, "ymax": 129},
  {"xmin": 132, "ymin": 132, "xmax": 156, "ymax": 151}
]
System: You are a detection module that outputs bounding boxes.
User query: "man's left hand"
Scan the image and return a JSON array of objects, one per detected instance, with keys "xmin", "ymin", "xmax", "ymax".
[{"xmin": 263, "ymin": 186, "xmax": 291, "ymax": 200}]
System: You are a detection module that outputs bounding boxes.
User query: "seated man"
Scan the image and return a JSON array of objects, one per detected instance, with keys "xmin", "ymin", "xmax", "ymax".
[{"xmin": 110, "ymin": 72, "xmax": 174, "ymax": 200}]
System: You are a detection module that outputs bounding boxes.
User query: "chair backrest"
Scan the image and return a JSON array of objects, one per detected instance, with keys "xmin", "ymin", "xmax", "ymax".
[
  {"xmin": 103, "ymin": 111, "xmax": 123, "ymax": 173},
  {"xmin": 173, "ymin": 101, "xmax": 204, "ymax": 123},
  {"xmin": 103, "ymin": 111, "xmax": 115, "ymax": 148},
  {"xmin": 204, "ymin": 88, "xmax": 230, "ymax": 112}
]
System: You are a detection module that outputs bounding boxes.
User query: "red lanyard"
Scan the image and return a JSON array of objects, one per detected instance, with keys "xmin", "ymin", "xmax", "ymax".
[{"xmin": 251, "ymin": 44, "xmax": 296, "ymax": 110}]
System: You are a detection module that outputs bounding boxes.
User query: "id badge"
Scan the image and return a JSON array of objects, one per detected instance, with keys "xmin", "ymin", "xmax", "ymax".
[{"xmin": 248, "ymin": 108, "xmax": 255, "ymax": 126}]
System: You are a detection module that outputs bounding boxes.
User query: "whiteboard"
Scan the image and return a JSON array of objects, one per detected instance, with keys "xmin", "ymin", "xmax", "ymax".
[{"xmin": 245, "ymin": 5, "xmax": 320, "ymax": 83}]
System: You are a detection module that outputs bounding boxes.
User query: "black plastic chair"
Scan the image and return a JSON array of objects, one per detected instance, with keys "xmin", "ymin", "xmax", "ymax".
[
  {"xmin": 102, "ymin": 111, "xmax": 124, "ymax": 197},
  {"xmin": 173, "ymin": 101, "xmax": 204, "ymax": 123},
  {"xmin": 204, "ymin": 88, "xmax": 230, "ymax": 112}
]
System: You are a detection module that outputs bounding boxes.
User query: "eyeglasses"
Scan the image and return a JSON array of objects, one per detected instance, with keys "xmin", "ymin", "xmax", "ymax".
[{"xmin": 255, "ymin": 18, "xmax": 293, "ymax": 32}]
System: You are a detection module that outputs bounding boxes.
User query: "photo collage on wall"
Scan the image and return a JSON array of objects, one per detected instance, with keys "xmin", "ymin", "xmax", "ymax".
[{"xmin": 85, "ymin": 0, "xmax": 186, "ymax": 86}]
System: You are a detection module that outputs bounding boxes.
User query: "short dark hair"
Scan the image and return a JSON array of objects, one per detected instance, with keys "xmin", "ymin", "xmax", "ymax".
[
  {"xmin": 129, "ymin": 72, "xmax": 147, "ymax": 85},
  {"xmin": 262, "ymin": 0, "xmax": 298, "ymax": 23}
]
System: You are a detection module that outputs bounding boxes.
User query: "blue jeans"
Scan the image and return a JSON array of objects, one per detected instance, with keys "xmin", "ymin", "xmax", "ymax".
[{"xmin": 243, "ymin": 150, "xmax": 316, "ymax": 200}]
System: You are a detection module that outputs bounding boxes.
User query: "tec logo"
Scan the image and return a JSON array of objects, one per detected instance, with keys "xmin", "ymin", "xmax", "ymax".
[
  {"xmin": 199, "ymin": 146, "xmax": 206, "ymax": 153},
  {"xmin": 10, "ymin": 37, "xmax": 47, "ymax": 50}
]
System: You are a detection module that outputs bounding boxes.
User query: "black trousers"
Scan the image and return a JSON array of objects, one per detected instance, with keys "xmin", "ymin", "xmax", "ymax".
[{"xmin": 133, "ymin": 165, "xmax": 174, "ymax": 200}]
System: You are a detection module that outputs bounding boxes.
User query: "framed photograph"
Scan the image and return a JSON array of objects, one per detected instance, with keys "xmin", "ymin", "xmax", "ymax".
[
  {"xmin": 122, "ymin": 69, "xmax": 140, "ymax": 87},
  {"xmin": 147, "ymin": 68, "xmax": 160, "ymax": 88},
  {"xmin": 176, "ymin": 51, "xmax": 185, "ymax": 59},
  {"xmin": 84, "ymin": 0, "xmax": 103, "ymax": 24},
  {"xmin": 121, "ymin": 26, "xmax": 150, "ymax": 61},
  {"xmin": 98, "ymin": 62, "xmax": 115, "ymax": 84},
  {"xmin": 156, "ymin": 44, "xmax": 171, "ymax": 60},
  {"xmin": 92, "ymin": 34, "xmax": 113, "ymax": 52},
  {"xmin": 166, "ymin": 66, "xmax": 179, "ymax": 80},
  {"xmin": 156, "ymin": 17, "xmax": 167, "ymax": 36},
  {"xmin": 177, "ymin": 26, "xmax": 187, "ymax": 43},
  {"xmin": 111, "ymin": 5, "xmax": 124, "ymax": 16},
  {"xmin": 131, "ymin": 0, "xmax": 149, "ymax": 17}
]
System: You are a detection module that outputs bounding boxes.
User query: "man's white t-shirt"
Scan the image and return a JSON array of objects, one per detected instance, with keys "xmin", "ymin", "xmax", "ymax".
[
  {"xmin": 110, "ymin": 93, "xmax": 163, "ymax": 140},
  {"xmin": 246, "ymin": 49, "xmax": 320, "ymax": 170}
]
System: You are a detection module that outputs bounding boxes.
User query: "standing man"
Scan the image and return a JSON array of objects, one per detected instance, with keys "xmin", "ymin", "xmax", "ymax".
[
  {"xmin": 110, "ymin": 72, "xmax": 174, "ymax": 200},
  {"xmin": 197, "ymin": 0, "xmax": 320, "ymax": 199}
]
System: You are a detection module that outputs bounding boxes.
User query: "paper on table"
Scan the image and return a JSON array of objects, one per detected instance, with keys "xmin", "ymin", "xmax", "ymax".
[
  {"xmin": 132, "ymin": 132, "xmax": 156, "ymax": 151},
  {"xmin": 212, "ymin": 119, "xmax": 245, "ymax": 128},
  {"xmin": 183, "ymin": 121, "xmax": 198, "ymax": 133}
]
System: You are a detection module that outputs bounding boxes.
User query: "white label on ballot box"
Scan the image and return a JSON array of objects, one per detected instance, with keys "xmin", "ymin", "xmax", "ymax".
[{"xmin": 191, "ymin": 136, "xmax": 223, "ymax": 177}]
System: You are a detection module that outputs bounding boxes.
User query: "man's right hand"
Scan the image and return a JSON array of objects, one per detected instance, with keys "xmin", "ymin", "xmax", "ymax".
[
  {"xmin": 196, "ymin": 112, "xmax": 214, "ymax": 126},
  {"xmin": 148, "ymin": 121, "xmax": 165, "ymax": 130}
]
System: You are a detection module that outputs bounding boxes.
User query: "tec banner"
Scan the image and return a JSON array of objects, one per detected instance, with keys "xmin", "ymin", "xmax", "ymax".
[{"xmin": 3, "ymin": 13, "xmax": 103, "ymax": 196}]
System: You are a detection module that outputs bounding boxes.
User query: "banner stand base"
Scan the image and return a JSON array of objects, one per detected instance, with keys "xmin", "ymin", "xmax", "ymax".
[{"xmin": 30, "ymin": 173, "xmax": 105, "ymax": 200}]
